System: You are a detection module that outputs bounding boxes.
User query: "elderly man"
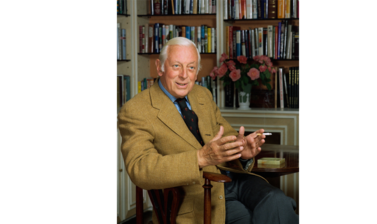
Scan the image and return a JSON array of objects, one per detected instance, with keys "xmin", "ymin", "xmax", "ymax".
[{"xmin": 118, "ymin": 37, "xmax": 298, "ymax": 224}]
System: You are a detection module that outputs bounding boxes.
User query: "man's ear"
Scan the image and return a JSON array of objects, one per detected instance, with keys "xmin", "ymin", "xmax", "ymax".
[{"xmin": 155, "ymin": 59, "xmax": 163, "ymax": 77}]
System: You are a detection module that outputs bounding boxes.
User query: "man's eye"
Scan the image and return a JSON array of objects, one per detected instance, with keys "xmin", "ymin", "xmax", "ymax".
[
  {"xmin": 173, "ymin": 65, "xmax": 179, "ymax": 68},
  {"xmin": 190, "ymin": 66, "xmax": 195, "ymax": 70}
]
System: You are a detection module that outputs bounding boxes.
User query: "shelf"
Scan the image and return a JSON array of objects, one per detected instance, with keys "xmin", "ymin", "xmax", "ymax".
[
  {"xmin": 224, "ymin": 18, "xmax": 299, "ymax": 22},
  {"xmin": 117, "ymin": 59, "xmax": 130, "ymax": 62},
  {"xmin": 138, "ymin": 53, "xmax": 216, "ymax": 55},
  {"xmin": 115, "ymin": 13, "xmax": 130, "ymax": 16},
  {"xmin": 138, "ymin": 13, "xmax": 216, "ymax": 17}
]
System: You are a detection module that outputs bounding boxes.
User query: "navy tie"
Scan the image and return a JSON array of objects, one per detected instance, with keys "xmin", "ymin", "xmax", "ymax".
[{"xmin": 176, "ymin": 98, "xmax": 204, "ymax": 146}]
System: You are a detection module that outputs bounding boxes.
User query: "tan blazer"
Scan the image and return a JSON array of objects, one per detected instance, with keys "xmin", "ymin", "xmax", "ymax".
[{"xmin": 118, "ymin": 83, "xmax": 266, "ymax": 224}]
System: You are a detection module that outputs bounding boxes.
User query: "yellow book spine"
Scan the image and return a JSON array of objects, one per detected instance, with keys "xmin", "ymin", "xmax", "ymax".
[
  {"xmin": 285, "ymin": 0, "xmax": 290, "ymax": 18},
  {"xmin": 277, "ymin": 0, "xmax": 284, "ymax": 18},
  {"xmin": 138, "ymin": 81, "xmax": 141, "ymax": 93}
]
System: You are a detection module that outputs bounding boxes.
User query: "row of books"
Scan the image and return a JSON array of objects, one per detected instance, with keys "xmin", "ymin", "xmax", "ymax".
[
  {"xmin": 195, "ymin": 76, "xmax": 217, "ymax": 103},
  {"xmin": 138, "ymin": 78, "xmax": 156, "ymax": 93},
  {"xmin": 117, "ymin": 23, "xmax": 127, "ymax": 60},
  {"xmin": 224, "ymin": 0, "xmax": 299, "ymax": 20},
  {"xmin": 117, "ymin": 0, "xmax": 128, "ymax": 14},
  {"xmin": 276, "ymin": 67, "xmax": 299, "ymax": 109},
  {"xmin": 139, "ymin": 24, "xmax": 216, "ymax": 54},
  {"xmin": 117, "ymin": 74, "xmax": 131, "ymax": 108},
  {"xmin": 226, "ymin": 21, "xmax": 298, "ymax": 60},
  {"xmin": 223, "ymin": 66, "xmax": 299, "ymax": 109},
  {"xmin": 148, "ymin": 0, "xmax": 216, "ymax": 15}
]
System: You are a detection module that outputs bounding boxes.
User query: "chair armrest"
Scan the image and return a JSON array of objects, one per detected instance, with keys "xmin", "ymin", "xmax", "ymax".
[{"xmin": 203, "ymin": 171, "xmax": 232, "ymax": 183}]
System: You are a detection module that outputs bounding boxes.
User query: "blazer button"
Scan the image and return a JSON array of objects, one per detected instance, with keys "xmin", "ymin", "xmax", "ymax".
[
  {"xmin": 219, "ymin": 195, "xmax": 223, "ymax": 199},
  {"xmin": 192, "ymin": 181, "xmax": 196, "ymax": 184}
]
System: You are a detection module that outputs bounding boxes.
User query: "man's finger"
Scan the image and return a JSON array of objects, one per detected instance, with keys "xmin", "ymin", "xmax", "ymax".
[
  {"xmin": 237, "ymin": 126, "xmax": 245, "ymax": 141},
  {"xmin": 212, "ymin": 126, "xmax": 224, "ymax": 142}
]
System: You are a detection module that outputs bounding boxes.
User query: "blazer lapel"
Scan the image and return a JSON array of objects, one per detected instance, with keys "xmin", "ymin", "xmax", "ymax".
[{"xmin": 150, "ymin": 83, "xmax": 202, "ymax": 149}]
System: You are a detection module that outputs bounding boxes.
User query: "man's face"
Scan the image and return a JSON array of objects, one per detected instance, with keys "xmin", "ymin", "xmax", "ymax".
[{"xmin": 157, "ymin": 44, "xmax": 198, "ymax": 99}]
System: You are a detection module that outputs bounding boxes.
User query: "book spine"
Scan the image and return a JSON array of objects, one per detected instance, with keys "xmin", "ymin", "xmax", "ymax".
[
  {"xmin": 149, "ymin": 25, "xmax": 154, "ymax": 53},
  {"xmin": 211, "ymin": 28, "xmax": 216, "ymax": 53},
  {"xmin": 190, "ymin": 0, "xmax": 194, "ymax": 14},
  {"xmin": 254, "ymin": 28, "xmax": 258, "ymax": 56},
  {"xmin": 246, "ymin": 0, "xmax": 252, "ymax": 18},
  {"xmin": 200, "ymin": 0, "xmax": 205, "ymax": 14},
  {"xmin": 236, "ymin": 30, "xmax": 241, "ymax": 57},
  {"xmin": 154, "ymin": 23, "xmax": 159, "ymax": 53},
  {"xmin": 274, "ymin": 26, "xmax": 278, "ymax": 59},
  {"xmin": 204, "ymin": 26, "xmax": 208, "ymax": 52},
  {"xmin": 264, "ymin": 0, "xmax": 268, "ymax": 18},
  {"xmin": 186, "ymin": 26, "xmax": 190, "ymax": 39},
  {"xmin": 207, "ymin": 27, "xmax": 211, "ymax": 53},
  {"xmin": 142, "ymin": 26, "xmax": 146, "ymax": 53},
  {"xmin": 155, "ymin": 0, "xmax": 161, "ymax": 14},
  {"xmin": 161, "ymin": 25, "xmax": 166, "ymax": 48},
  {"xmin": 197, "ymin": 26, "xmax": 201, "ymax": 53},
  {"xmin": 191, "ymin": 26, "xmax": 195, "ymax": 43},
  {"xmin": 288, "ymin": 67, "xmax": 292, "ymax": 107},
  {"xmin": 286, "ymin": 24, "xmax": 292, "ymax": 59},
  {"xmin": 296, "ymin": 67, "xmax": 299, "ymax": 108},
  {"xmin": 268, "ymin": 0, "xmax": 277, "ymax": 18},
  {"xmin": 292, "ymin": 0, "xmax": 297, "ymax": 18},
  {"xmin": 241, "ymin": 30, "xmax": 246, "ymax": 56},
  {"xmin": 284, "ymin": 0, "xmax": 290, "ymax": 18},
  {"xmin": 251, "ymin": 29, "xmax": 255, "ymax": 57},
  {"xmin": 267, "ymin": 25, "xmax": 273, "ymax": 57},
  {"xmin": 224, "ymin": 0, "xmax": 228, "ymax": 19},
  {"xmin": 201, "ymin": 25, "xmax": 205, "ymax": 52},
  {"xmin": 185, "ymin": 0, "xmax": 190, "ymax": 14},
  {"xmin": 229, "ymin": 0, "xmax": 233, "ymax": 19},
  {"xmin": 233, "ymin": 28, "xmax": 237, "ymax": 57},
  {"xmin": 246, "ymin": 30, "xmax": 250, "ymax": 58},
  {"xmin": 234, "ymin": 0, "xmax": 239, "ymax": 19},
  {"xmin": 229, "ymin": 26, "xmax": 233, "ymax": 58},
  {"xmin": 297, "ymin": 0, "xmax": 301, "ymax": 18},
  {"xmin": 278, "ymin": 68, "xmax": 284, "ymax": 108},
  {"xmin": 258, "ymin": 27, "xmax": 263, "ymax": 55},
  {"xmin": 241, "ymin": 0, "xmax": 246, "ymax": 19},
  {"xmin": 193, "ymin": 0, "xmax": 198, "ymax": 14},
  {"xmin": 283, "ymin": 71, "xmax": 289, "ymax": 107},
  {"xmin": 138, "ymin": 25, "xmax": 142, "ymax": 53},
  {"xmin": 121, "ymin": 29, "xmax": 126, "ymax": 59},
  {"xmin": 252, "ymin": 0, "xmax": 258, "ymax": 18},
  {"xmin": 277, "ymin": 22, "xmax": 281, "ymax": 59},
  {"xmin": 277, "ymin": 0, "xmax": 284, "ymax": 18},
  {"xmin": 117, "ymin": 23, "xmax": 121, "ymax": 60},
  {"xmin": 212, "ymin": 0, "xmax": 216, "ymax": 13},
  {"xmin": 257, "ymin": 0, "xmax": 262, "ymax": 18}
]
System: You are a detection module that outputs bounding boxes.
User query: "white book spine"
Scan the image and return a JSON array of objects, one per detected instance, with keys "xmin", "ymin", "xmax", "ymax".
[
  {"xmin": 267, "ymin": 25, "xmax": 273, "ymax": 57},
  {"xmin": 185, "ymin": 0, "xmax": 190, "ymax": 14},
  {"xmin": 144, "ymin": 27, "xmax": 148, "ymax": 53},
  {"xmin": 246, "ymin": 0, "xmax": 252, "ymax": 19},
  {"xmin": 252, "ymin": 0, "xmax": 258, "ymax": 18},
  {"xmin": 224, "ymin": 0, "xmax": 228, "ymax": 19},
  {"xmin": 197, "ymin": 26, "xmax": 201, "ymax": 53},
  {"xmin": 117, "ymin": 23, "xmax": 121, "ymax": 60},
  {"xmin": 211, "ymin": 28, "xmax": 215, "ymax": 53},
  {"xmin": 234, "ymin": 0, "xmax": 239, "ymax": 19},
  {"xmin": 201, "ymin": 0, "xmax": 205, "ymax": 14},
  {"xmin": 251, "ymin": 29, "xmax": 255, "ymax": 57},
  {"xmin": 191, "ymin": 26, "xmax": 195, "ymax": 43},
  {"xmin": 279, "ymin": 68, "xmax": 284, "ymax": 108},
  {"xmin": 292, "ymin": 0, "xmax": 297, "ymax": 18}
]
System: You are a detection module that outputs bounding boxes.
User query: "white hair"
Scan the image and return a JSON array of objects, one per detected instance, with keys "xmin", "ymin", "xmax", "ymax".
[{"xmin": 159, "ymin": 37, "xmax": 202, "ymax": 74}]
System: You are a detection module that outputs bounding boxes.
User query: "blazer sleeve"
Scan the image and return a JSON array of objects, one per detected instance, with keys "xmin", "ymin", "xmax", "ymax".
[{"xmin": 118, "ymin": 100, "xmax": 204, "ymax": 190}]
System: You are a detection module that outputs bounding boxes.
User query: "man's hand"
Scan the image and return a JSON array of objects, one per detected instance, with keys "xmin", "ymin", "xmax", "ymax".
[
  {"xmin": 197, "ymin": 126, "xmax": 243, "ymax": 168},
  {"xmin": 236, "ymin": 126, "xmax": 266, "ymax": 160}
]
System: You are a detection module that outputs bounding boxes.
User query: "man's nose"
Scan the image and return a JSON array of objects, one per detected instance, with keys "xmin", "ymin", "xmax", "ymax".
[{"xmin": 179, "ymin": 67, "xmax": 188, "ymax": 78}]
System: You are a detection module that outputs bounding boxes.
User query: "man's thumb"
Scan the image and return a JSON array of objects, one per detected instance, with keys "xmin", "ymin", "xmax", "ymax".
[{"xmin": 213, "ymin": 126, "xmax": 224, "ymax": 141}]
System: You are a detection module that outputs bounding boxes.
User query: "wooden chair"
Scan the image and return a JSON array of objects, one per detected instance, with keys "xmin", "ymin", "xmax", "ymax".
[{"xmin": 135, "ymin": 171, "xmax": 231, "ymax": 224}]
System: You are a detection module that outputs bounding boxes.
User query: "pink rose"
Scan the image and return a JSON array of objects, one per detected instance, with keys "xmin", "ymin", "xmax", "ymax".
[
  {"xmin": 217, "ymin": 63, "xmax": 228, "ymax": 78},
  {"xmin": 271, "ymin": 68, "xmax": 276, "ymax": 74},
  {"xmin": 268, "ymin": 66, "xmax": 271, "ymax": 72},
  {"xmin": 226, "ymin": 60, "xmax": 236, "ymax": 66},
  {"xmin": 247, "ymin": 68, "xmax": 260, "ymax": 80},
  {"xmin": 266, "ymin": 61, "xmax": 273, "ymax": 67},
  {"xmin": 237, "ymin": 55, "xmax": 248, "ymax": 64},
  {"xmin": 229, "ymin": 69, "xmax": 241, "ymax": 82},
  {"xmin": 209, "ymin": 66, "xmax": 218, "ymax": 80},
  {"xmin": 253, "ymin": 55, "xmax": 260, "ymax": 62},
  {"xmin": 228, "ymin": 64, "xmax": 236, "ymax": 71},
  {"xmin": 259, "ymin": 65, "xmax": 267, "ymax": 72},
  {"xmin": 219, "ymin": 53, "xmax": 228, "ymax": 63}
]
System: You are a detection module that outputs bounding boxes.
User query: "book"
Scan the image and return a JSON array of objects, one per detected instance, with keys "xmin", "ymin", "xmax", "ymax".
[
  {"xmin": 278, "ymin": 67, "xmax": 284, "ymax": 108},
  {"xmin": 274, "ymin": 68, "xmax": 278, "ymax": 108},
  {"xmin": 244, "ymin": 30, "xmax": 249, "ymax": 57},
  {"xmin": 283, "ymin": 71, "xmax": 289, "ymax": 108},
  {"xmin": 121, "ymin": 29, "xmax": 126, "ymax": 59},
  {"xmin": 292, "ymin": 26, "xmax": 299, "ymax": 59},
  {"xmin": 224, "ymin": 0, "xmax": 228, "ymax": 19},
  {"xmin": 240, "ymin": 0, "xmax": 246, "ymax": 19},
  {"xmin": 197, "ymin": 26, "xmax": 201, "ymax": 53},
  {"xmin": 267, "ymin": 25, "xmax": 273, "ymax": 57},
  {"xmin": 234, "ymin": 0, "xmax": 240, "ymax": 19},
  {"xmin": 236, "ymin": 30, "xmax": 241, "ymax": 57},
  {"xmin": 284, "ymin": 0, "xmax": 290, "ymax": 18},
  {"xmin": 297, "ymin": 0, "xmax": 301, "ymax": 18},
  {"xmin": 211, "ymin": 0, "xmax": 216, "ymax": 13},
  {"xmin": 252, "ymin": 0, "xmax": 258, "ymax": 18},
  {"xmin": 277, "ymin": 0, "xmax": 284, "ymax": 18},
  {"xmin": 258, "ymin": 157, "xmax": 285, "ymax": 165},
  {"xmin": 282, "ymin": 20, "xmax": 288, "ymax": 59},
  {"xmin": 246, "ymin": 0, "xmax": 252, "ymax": 19},
  {"xmin": 191, "ymin": 26, "xmax": 196, "ymax": 43},
  {"xmin": 286, "ymin": 24, "xmax": 292, "ymax": 59},
  {"xmin": 204, "ymin": 25, "xmax": 208, "ymax": 52},
  {"xmin": 250, "ymin": 29, "xmax": 256, "ymax": 58},
  {"xmin": 207, "ymin": 27, "xmax": 211, "ymax": 53},
  {"xmin": 117, "ymin": 23, "xmax": 121, "ymax": 60},
  {"xmin": 258, "ymin": 27, "xmax": 263, "ymax": 55},
  {"xmin": 211, "ymin": 27, "xmax": 216, "ymax": 53},
  {"xmin": 193, "ymin": 0, "xmax": 198, "ymax": 14},
  {"xmin": 155, "ymin": 0, "xmax": 161, "ymax": 15},
  {"xmin": 274, "ymin": 26, "xmax": 278, "ymax": 59},
  {"xmin": 268, "ymin": 0, "xmax": 277, "ymax": 18}
]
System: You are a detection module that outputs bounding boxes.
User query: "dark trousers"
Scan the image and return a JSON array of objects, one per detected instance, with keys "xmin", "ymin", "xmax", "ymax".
[{"xmin": 221, "ymin": 170, "xmax": 299, "ymax": 224}]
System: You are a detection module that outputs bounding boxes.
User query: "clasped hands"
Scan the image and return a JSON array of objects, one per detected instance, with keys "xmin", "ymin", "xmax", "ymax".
[{"xmin": 197, "ymin": 126, "xmax": 265, "ymax": 169}]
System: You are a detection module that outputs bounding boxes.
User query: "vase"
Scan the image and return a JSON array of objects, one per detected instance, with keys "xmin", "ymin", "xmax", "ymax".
[{"xmin": 238, "ymin": 83, "xmax": 252, "ymax": 110}]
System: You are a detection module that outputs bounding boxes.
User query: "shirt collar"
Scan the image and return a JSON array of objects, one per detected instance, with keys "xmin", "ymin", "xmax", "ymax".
[{"xmin": 158, "ymin": 79, "xmax": 188, "ymax": 103}]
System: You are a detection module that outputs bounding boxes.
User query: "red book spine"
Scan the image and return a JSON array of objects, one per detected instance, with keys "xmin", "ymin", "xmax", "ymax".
[
  {"xmin": 275, "ymin": 26, "xmax": 278, "ymax": 59},
  {"xmin": 297, "ymin": 0, "xmax": 301, "ymax": 18}
]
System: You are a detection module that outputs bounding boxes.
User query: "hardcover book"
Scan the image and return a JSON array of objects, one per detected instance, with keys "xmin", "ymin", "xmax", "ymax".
[{"xmin": 258, "ymin": 157, "xmax": 285, "ymax": 165}]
